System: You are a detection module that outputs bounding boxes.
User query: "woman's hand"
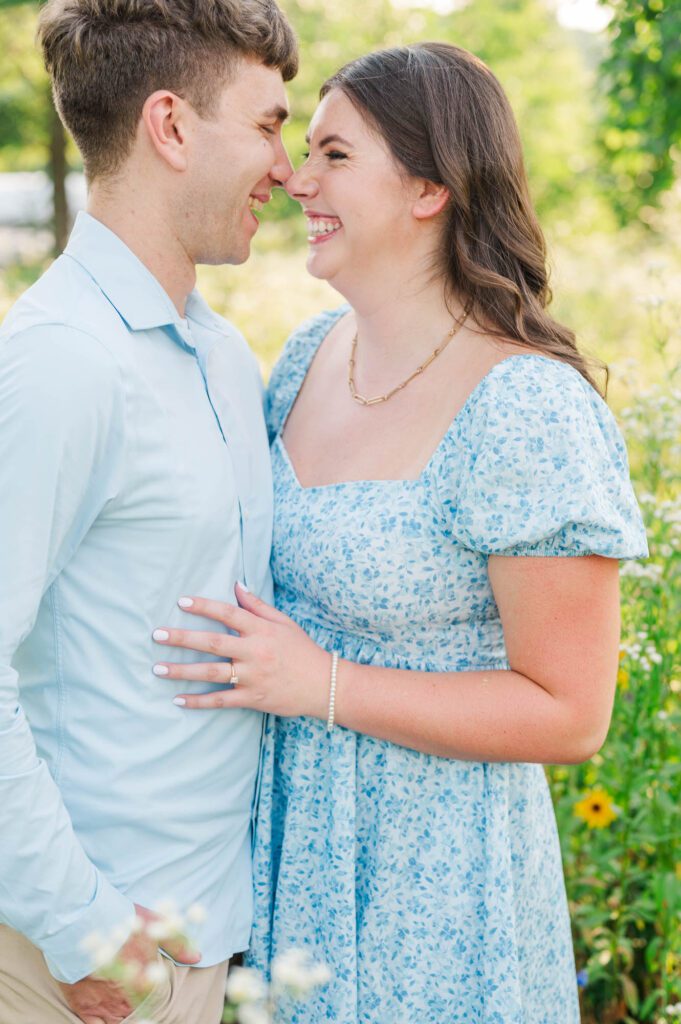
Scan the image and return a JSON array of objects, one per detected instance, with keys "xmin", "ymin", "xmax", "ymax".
[{"xmin": 152, "ymin": 583, "xmax": 330, "ymax": 719}]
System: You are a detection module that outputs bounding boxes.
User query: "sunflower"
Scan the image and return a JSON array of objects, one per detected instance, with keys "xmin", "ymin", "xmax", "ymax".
[{"xmin": 574, "ymin": 788, "xmax": 618, "ymax": 829}]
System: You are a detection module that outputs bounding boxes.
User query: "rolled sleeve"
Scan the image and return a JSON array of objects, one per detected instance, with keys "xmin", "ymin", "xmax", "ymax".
[{"xmin": 0, "ymin": 324, "xmax": 135, "ymax": 981}]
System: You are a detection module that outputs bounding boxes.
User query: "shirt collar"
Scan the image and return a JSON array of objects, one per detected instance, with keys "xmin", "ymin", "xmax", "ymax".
[{"xmin": 64, "ymin": 212, "xmax": 195, "ymax": 343}]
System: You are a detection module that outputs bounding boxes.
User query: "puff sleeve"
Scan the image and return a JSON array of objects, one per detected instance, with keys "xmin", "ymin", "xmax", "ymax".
[{"xmin": 440, "ymin": 356, "xmax": 648, "ymax": 559}]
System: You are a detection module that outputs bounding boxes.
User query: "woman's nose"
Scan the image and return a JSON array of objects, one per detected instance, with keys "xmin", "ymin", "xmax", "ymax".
[{"xmin": 285, "ymin": 163, "xmax": 318, "ymax": 201}]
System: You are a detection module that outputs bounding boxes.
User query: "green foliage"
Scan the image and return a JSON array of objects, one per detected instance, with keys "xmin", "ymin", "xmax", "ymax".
[
  {"xmin": 548, "ymin": 285, "xmax": 681, "ymax": 1023},
  {"xmin": 598, "ymin": 0, "xmax": 681, "ymax": 223},
  {"xmin": 0, "ymin": 6, "xmax": 55, "ymax": 171},
  {"xmin": 268, "ymin": 0, "xmax": 610, "ymax": 228}
]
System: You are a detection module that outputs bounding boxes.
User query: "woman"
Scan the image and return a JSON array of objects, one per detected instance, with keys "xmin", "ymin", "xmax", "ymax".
[{"xmin": 153, "ymin": 44, "xmax": 647, "ymax": 1022}]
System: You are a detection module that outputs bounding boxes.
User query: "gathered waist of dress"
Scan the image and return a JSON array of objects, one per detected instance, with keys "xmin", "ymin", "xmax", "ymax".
[{"xmin": 275, "ymin": 589, "xmax": 510, "ymax": 675}]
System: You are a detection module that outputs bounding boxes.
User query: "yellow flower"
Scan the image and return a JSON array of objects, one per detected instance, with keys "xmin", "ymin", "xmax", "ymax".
[
  {"xmin": 617, "ymin": 667, "xmax": 630, "ymax": 689},
  {"xmin": 574, "ymin": 789, "xmax": 618, "ymax": 829}
]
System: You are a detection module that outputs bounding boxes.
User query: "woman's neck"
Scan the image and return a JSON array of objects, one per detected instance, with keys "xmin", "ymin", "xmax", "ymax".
[{"xmin": 338, "ymin": 275, "xmax": 468, "ymax": 380}]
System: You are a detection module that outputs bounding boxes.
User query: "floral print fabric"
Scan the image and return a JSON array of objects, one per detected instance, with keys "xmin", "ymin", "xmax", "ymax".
[{"xmin": 247, "ymin": 307, "xmax": 648, "ymax": 1023}]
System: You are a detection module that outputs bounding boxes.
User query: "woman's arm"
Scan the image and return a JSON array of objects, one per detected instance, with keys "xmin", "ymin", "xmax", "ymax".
[
  {"xmin": 152, "ymin": 554, "xmax": 621, "ymax": 765},
  {"xmin": 330, "ymin": 554, "xmax": 620, "ymax": 763}
]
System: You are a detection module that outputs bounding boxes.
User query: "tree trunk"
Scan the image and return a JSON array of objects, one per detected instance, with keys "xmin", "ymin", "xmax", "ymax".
[{"xmin": 48, "ymin": 98, "xmax": 69, "ymax": 256}]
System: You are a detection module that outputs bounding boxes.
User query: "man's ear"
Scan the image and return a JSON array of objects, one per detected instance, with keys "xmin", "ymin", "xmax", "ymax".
[
  {"xmin": 141, "ymin": 90, "xmax": 190, "ymax": 172},
  {"xmin": 412, "ymin": 180, "xmax": 450, "ymax": 220}
]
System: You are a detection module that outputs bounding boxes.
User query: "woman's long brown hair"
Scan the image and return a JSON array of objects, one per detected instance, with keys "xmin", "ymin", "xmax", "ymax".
[{"xmin": 322, "ymin": 43, "xmax": 603, "ymax": 393}]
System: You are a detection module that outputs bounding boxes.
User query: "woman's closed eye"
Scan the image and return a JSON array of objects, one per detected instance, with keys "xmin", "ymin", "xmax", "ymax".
[{"xmin": 300, "ymin": 150, "xmax": 348, "ymax": 162}]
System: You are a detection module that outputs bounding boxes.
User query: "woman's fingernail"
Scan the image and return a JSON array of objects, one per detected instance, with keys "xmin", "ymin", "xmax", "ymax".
[
  {"xmin": 153, "ymin": 664, "xmax": 169, "ymax": 677},
  {"xmin": 152, "ymin": 629, "xmax": 170, "ymax": 642},
  {"xmin": 178, "ymin": 597, "xmax": 194, "ymax": 609},
  {"xmin": 236, "ymin": 580, "xmax": 250, "ymax": 592},
  {"xmin": 173, "ymin": 697, "xmax": 187, "ymax": 706}
]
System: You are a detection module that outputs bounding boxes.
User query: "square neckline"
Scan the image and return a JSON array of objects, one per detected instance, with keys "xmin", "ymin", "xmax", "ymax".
[{"xmin": 275, "ymin": 307, "xmax": 564, "ymax": 493}]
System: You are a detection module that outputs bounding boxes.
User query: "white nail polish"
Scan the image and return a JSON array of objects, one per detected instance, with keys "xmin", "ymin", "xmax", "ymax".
[
  {"xmin": 173, "ymin": 697, "xmax": 187, "ymax": 706},
  {"xmin": 153, "ymin": 629, "xmax": 170, "ymax": 642},
  {"xmin": 153, "ymin": 664, "xmax": 169, "ymax": 677},
  {"xmin": 237, "ymin": 580, "xmax": 250, "ymax": 592},
  {"xmin": 178, "ymin": 597, "xmax": 194, "ymax": 609}
]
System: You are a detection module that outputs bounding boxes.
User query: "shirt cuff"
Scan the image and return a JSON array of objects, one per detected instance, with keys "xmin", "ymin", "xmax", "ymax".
[{"xmin": 42, "ymin": 876, "xmax": 136, "ymax": 984}]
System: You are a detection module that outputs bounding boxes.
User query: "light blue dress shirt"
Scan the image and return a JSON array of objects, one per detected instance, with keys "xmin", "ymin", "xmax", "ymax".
[{"xmin": 0, "ymin": 212, "xmax": 274, "ymax": 983}]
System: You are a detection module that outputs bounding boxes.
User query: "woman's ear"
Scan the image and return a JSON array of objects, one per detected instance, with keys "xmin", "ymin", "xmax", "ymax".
[
  {"xmin": 141, "ymin": 90, "xmax": 190, "ymax": 172},
  {"xmin": 412, "ymin": 180, "xmax": 450, "ymax": 220}
]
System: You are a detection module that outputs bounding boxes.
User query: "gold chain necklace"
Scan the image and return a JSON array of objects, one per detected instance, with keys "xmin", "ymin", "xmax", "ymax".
[{"xmin": 347, "ymin": 306, "xmax": 470, "ymax": 407}]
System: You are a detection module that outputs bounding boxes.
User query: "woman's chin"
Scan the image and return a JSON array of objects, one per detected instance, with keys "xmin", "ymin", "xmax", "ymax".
[{"xmin": 305, "ymin": 250, "xmax": 336, "ymax": 282}]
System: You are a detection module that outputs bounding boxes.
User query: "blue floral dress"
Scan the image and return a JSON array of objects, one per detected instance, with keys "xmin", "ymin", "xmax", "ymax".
[{"xmin": 248, "ymin": 307, "xmax": 648, "ymax": 1023}]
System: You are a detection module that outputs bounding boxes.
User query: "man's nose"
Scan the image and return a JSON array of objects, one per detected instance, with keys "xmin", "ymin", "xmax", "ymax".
[{"xmin": 271, "ymin": 138, "xmax": 294, "ymax": 187}]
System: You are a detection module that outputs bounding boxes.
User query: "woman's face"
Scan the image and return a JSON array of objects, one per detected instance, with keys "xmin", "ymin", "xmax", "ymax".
[{"xmin": 286, "ymin": 89, "xmax": 424, "ymax": 291}]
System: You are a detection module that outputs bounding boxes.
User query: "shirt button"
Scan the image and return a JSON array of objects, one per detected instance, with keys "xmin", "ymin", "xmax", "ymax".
[{"xmin": 243, "ymin": 508, "xmax": 250, "ymax": 521}]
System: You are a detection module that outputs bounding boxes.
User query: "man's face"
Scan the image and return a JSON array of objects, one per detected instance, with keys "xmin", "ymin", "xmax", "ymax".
[{"xmin": 183, "ymin": 58, "xmax": 292, "ymax": 266}]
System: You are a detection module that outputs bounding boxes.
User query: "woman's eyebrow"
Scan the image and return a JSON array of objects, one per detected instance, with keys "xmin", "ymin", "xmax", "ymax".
[{"xmin": 304, "ymin": 132, "xmax": 354, "ymax": 147}]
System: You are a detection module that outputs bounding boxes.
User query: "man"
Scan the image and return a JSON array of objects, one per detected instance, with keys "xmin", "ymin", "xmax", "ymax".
[{"xmin": 0, "ymin": 0, "xmax": 297, "ymax": 1020}]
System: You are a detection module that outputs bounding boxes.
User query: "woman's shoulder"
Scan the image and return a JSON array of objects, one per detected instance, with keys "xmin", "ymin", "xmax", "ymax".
[
  {"xmin": 271, "ymin": 305, "xmax": 349, "ymax": 383},
  {"xmin": 461, "ymin": 352, "xmax": 616, "ymax": 445},
  {"xmin": 266, "ymin": 304, "xmax": 350, "ymax": 439},
  {"xmin": 434, "ymin": 353, "xmax": 648, "ymax": 559}
]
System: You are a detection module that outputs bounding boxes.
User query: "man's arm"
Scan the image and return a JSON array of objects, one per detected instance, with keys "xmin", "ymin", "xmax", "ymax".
[{"xmin": 0, "ymin": 324, "xmax": 136, "ymax": 983}]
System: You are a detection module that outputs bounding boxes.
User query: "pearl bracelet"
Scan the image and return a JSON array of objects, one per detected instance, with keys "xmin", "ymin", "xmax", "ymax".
[{"xmin": 326, "ymin": 650, "xmax": 339, "ymax": 732}]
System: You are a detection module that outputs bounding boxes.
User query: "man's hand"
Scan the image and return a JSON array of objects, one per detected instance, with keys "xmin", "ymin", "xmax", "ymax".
[
  {"xmin": 58, "ymin": 903, "xmax": 201, "ymax": 1024},
  {"xmin": 58, "ymin": 974, "xmax": 133, "ymax": 1024}
]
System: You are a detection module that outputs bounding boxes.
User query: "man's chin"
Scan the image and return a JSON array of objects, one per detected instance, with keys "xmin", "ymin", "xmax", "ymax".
[{"xmin": 196, "ymin": 244, "xmax": 251, "ymax": 268}]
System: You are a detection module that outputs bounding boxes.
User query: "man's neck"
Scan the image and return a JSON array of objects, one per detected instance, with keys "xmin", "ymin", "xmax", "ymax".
[{"xmin": 87, "ymin": 186, "xmax": 195, "ymax": 317}]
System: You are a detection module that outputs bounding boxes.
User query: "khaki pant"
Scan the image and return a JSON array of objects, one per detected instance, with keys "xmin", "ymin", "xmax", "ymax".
[{"xmin": 0, "ymin": 926, "xmax": 229, "ymax": 1024}]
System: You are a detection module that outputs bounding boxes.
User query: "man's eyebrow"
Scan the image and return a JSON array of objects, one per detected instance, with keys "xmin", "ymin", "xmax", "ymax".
[
  {"xmin": 262, "ymin": 105, "xmax": 289, "ymax": 122},
  {"xmin": 304, "ymin": 132, "xmax": 353, "ymax": 147}
]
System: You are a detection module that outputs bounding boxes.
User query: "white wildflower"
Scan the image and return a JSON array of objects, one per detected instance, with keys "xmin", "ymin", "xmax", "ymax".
[
  {"xmin": 636, "ymin": 294, "xmax": 665, "ymax": 309},
  {"xmin": 271, "ymin": 948, "xmax": 330, "ymax": 996},
  {"xmin": 80, "ymin": 931, "xmax": 104, "ymax": 954},
  {"xmin": 111, "ymin": 924, "xmax": 131, "ymax": 946},
  {"xmin": 91, "ymin": 942, "xmax": 119, "ymax": 969},
  {"xmin": 154, "ymin": 899, "xmax": 179, "ymax": 917},
  {"xmin": 143, "ymin": 961, "xmax": 168, "ymax": 987},
  {"xmin": 237, "ymin": 1004, "xmax": 271, "ymax": 1024},
  {"xmin": 186, "ymin": 903, "xmax": 207, "ymax": 925},
  {"xmin": 146, "ymin": 911, "xmax": 185, "ymax": 940},
  {"xmin": 225, "ymin": 967, "xmax": 268, "ymax": 1004}
]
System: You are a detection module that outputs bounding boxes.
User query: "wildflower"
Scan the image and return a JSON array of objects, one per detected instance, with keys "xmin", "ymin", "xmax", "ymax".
[
  {"xmin": 143, "ymin": 961, "xmax": 167, "ymax": 987},
  {"xmin": 225, "ymin": 967, "xmax": 268, "ymax": 1004},
  {"xmin": 186, "ymin": 903, "xmax": 207, "ymax": 925},
  {"xmin": 574, "ymin": 789, "xmax": 618, "ymax": 829},
  {"xmin": 576, "ymin": 968, "xmax": 588, "ymax": 988},
  {"xmin": 271, "ymin": 948, "xmax": 331, "ymax": 996},
  {"xmin": 237, "ymin": 1005, "xmax": 271, "ymax": 1024},
  {"xmin": 617, "ymin": 667, "xmax": 629, "ymax": 689}
]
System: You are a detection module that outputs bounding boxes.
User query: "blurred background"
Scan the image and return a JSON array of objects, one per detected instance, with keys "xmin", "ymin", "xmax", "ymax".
[{"xmin": 0, "ymin": 1, "xmax": 679, "ymax": 1022}]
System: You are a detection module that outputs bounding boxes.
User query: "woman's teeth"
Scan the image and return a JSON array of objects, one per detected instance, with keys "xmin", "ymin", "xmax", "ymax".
[
  {"xmin": 248, "ymin": 196, "xmax": 264, "ymax": 212},
  {"xmin": 307, "ymin": 219, "xmax": 341, "ymax": 237}
]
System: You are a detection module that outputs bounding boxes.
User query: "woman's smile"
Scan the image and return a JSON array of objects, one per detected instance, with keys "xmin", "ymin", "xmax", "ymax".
[{"xmin": 305, "ymin": 212, "xmax": 343, "ymax": 244}]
